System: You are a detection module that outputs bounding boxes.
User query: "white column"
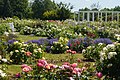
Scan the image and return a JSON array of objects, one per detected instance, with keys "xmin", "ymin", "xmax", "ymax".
[
  {"xmin": 105, "ymin": 12, "xmax": 107, "ymax": 22},
  {"xmin": 78, "ymin": 12, "xmax": 80, "ymax": 22},
  {"xmin": 98, "ymin": 12, "xmax": 99, "ymax": 20},
  {"xmin": 112, "ymin": 12, "xmax": 114, "ymax": 21},
  {"xmin": 82, "ymin": 12, "xmax": 85, "ymax": 21},
  {"xmin": 87, "ymin": 12, "xmax": 90, "ymax": 21},
  {"xmin": 117, "ymin": 13, "xmax": 119, "ymax": 22},
  {"xmin": 101, "ymin": 12, "xmax": 102, "ymax": 21},
  {"xmin": 92, "ymin": 12, "xmax": 94, "ymax": 21}
]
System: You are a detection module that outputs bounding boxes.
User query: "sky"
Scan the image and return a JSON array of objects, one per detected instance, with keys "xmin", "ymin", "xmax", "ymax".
[{"xmin": 53, "ymin": 0, "xmax": 120, "ymax": 11}]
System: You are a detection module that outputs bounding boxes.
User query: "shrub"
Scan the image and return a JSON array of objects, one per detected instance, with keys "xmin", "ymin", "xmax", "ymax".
[
  {"xmin": 18, "ymin": 59, "xmax": 93, "ymax": 80},
  {"xmin": 96, "ymin": 43, "xmax": 120, "ymax": 79},
  {"xmin": 82, "ymin": 43, "xmax": 106, "ymax": 61},
  {"xmin": 43, "ymin": 10, "xmax": 58, "ymax": 20},
  {"xmin": 7, "ymin": 41, "xmax": 43, "ymax": 64},
  {"xmin": 51, "ymin": 37, "xmax": 69, "ymax": 54},
  {"xmin": 0, "ymin": 23, "xmax": 11, "ymax": 35}
]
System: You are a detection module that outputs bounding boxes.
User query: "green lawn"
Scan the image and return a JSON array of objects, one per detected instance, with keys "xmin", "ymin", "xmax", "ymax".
[{"xmin": 16, "ymin": 34, "xmax": 46, "ymax": 42}]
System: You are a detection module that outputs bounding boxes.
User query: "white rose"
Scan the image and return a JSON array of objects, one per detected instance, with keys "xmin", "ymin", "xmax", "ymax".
[
  {"xmin": 98, "ymin": 43, "xmax": 103, "ymax": 46},
  {"xmin": 103, "ymin": 47, "xmax": 108, "ymax": 51},
  {"xmin": 1, "ymin": 73, "xmax": 7, "ymax": 77},
  {"xmin": 21, "ymin": 50, "xmax": 25, "ymax": 53},
  {"xmin": 15, "ymin": 50, "xmax": 19, "ymax": 53},
  {"xmin": 106, "ymin": 44, "xmax": 115, "ymax": 49},
  {"xmin": 14, "ymin": 41, "xmax": 18, "ymax": 44},
  {"xmin": 0, "ymin": 70, "xmax": 3, "ymax": 74},
  {"xmin": 38, "ymin": 48, "xmax": 42, "ymax": 52},
  {"xmin": 0, "ymin": 55, "xmax": 2, "ymax": 60},
  {"xmin": 82, "ymin": 49, "xmax": 86, "ymax": 53},
  {"xmin": 87, "ymin": 46, "xmax": 91, "ymax": 49},
  {"xmin": 34, "ymin": 49, "xmax": 38, "ymax": 53},
  {"xmin": 65, "ymin": 46, "xmax": 69, "ymax": 48},
  {"xmin": 1, "ymin": 58, "xmax": 7, "ymax": 63},
  {"xmin": 108, "ymin": 52, "xmax": 117, "ymax": 59}
]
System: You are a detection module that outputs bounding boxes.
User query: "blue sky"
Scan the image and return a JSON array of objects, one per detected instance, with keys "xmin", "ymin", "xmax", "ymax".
[{"xmin": 53, "ymin": 0, "xmax": 120, "ymax": 11}]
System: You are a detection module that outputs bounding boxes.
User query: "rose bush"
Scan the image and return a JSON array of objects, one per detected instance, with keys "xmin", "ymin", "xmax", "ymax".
[
  {"xmin": 96, "ymin": 42, "xmax": 120, "ymax": 79},
  {"xmin": 7, "ymin": 41, "xmax": 43, "ymax": 64}
]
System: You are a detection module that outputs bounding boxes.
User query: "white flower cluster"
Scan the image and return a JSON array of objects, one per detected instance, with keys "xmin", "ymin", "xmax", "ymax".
[
  {"xmin": 115, "ymin": 34, "xmax": 120, "ymax": 41},
  {"xmin": 0, "ymin": 70, "xmax": 7, "ymax": 77},
  {"xmin": 34, "ymin": 48, "xmax": 42, "ymax": 53},
  {"xmin": 100, "ymin": 44, "xmax": 117, "ymax": 62}
]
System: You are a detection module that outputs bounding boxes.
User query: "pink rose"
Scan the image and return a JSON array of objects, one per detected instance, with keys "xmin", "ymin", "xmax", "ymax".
[
  {"xmin": 22, "ymin": 65, "xmax": 32, "ymax": 73},
  {"xmin": 71, "ymin": 51, "xmax": 76, "ymax": 54},
  {"xmin": 71, "ymin": 63, "xmax": 77, "ymax": 68},
  {"xmin": 38, "ymin": 59, "xmax": 47, "ymax": 66},
  {"xmin": 73, "ymin": 68, "xmax": 82, "ymax": 74},
  {"xmin": 22, "ymin": 67, "xmax": 30, "ymax": 72},
  {"xmin": 37, "ymin": 63, "xmax": 44, "ymax": 67},
  {"xmin": 96, "ymin": 72, "xmax": 103, "ymax": 78},
  {"xmin": 15, "ymin": 73, "xmax": 21, "ymax": 78},
  {"xmin": 25, "ymin": 52, "xmax": 32, "ymax": 57},
  {"xmin": 66, "ymin": 50, "xmax": 72, "ymax": 53},
  {"xmin": 21, "ymin": 64, "xmax": 28, "ymax": 68}
]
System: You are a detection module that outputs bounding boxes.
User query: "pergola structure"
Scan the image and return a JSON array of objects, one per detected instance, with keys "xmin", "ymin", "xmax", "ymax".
[{"xmin": 74, "ymin": 11, "xmax": 120, "ymax": 22}]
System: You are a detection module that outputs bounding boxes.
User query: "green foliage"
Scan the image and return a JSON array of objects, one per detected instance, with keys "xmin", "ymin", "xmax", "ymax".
[
  {"xmin": 0, "ymin": 0, "xmax": 28, "ymax": 18},
  {"xmin": 96, "ymin": 43, "xmax": 120, "ymax": 79},
  {"xmin": 51, "ymin": 37, "xmax": 69, "ymax": 54},
  {"xmin": 10, "ymin": 0, "xmax": 28, "ymax": 19},
  {"xmin": 32, "ymin": 0, "xmax": 55, "ymax": 19},
  {"xmin": 43, "ymin": 10, "xmax": 58, "ymax": 20},
  {"xmin": 57, "ymin": 2, "xmax": 73, "ymax": 20},
  {"xmin": 0, "ymin": 23, "xmax": 11, "ymax": 35},
  {"xmin": 82, "ymin": 43, "xmax": 106, "ymax": 61},
  {"xmin": 7, "ymin": 41, "xmax": 43, "ymax": 64}
]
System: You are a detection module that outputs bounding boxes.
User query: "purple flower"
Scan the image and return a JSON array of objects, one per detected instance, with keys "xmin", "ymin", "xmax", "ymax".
[
  {"xmin": 8, "ymin": 39, "xmax": 17, "ymax": 44},
  {"xmin": 15, "ymin": 73, "xmax": 21, "ymax": 78},
  {"xmin": 94, "ymin": 38, "xmax": 112, "ymax": 44}
]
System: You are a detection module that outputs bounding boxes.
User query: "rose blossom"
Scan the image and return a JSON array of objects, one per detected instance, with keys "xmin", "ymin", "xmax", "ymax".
[
  {"xmin": 21, "ymin": 64, "xmax": 28, "ymax": 68},
  {"xmin": 37, "ymin": 59, "xmax": 47, "ymax": 66},
  {"xmin": 37, "ymin": 63, "xmax": 44, "ymax": 67},
  {"xmin": 71, "ymin": 63, "xmax": 77, "ymax": 68},
  {"xmin": 96, "ymin": 72, "xmax": 103, "ymax": 78},
  {"xmin": 71, "ymin": 51, "xmax": 76, "ymax": 54},
  {"xmin": 25, "ymin": 52, "xmax": 32, "ymax": 57},
  {"xmin": 15, "ymin": 73, "xmax": 21, "ymax": 78},
  {"xmin": 22, "ymin": 67, "xmax": 30, "ymax": 72},
  {"xmin": 66, "ymin": 50, "xmax": 72, "ymax": 53}
]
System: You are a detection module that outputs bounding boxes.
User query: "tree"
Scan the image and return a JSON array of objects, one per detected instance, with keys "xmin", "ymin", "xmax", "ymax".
[
  {"xmin": 57, "ymin": 2, "xmax": 73, "ymax": 20},
  {"xmin": 32, "ymin": 0, "xmax": 55, "ymax": 19},
  {"xmin": 2, "ymin": 0, "xmax": 12, "ymax": 17},
  {"xmin": 90, "ymin": 2, "xmax": 101, "ymax": 11},
  {"xmin": 113, "ymin": 6, "xmax": 120, "ymax": 11},
  {"xmin": 10, "ymin": 0, "xmax": 28, "ymax": 19},
  {"xmin": 0, "ymin": 0, "xmax": 12, "ymax": 18},
  {"xmin": 0, "ymin": 0, "xmax": 4, "ymax": 17}
]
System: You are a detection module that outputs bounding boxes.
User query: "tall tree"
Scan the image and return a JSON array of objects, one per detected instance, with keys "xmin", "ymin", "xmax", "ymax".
[
  {"xmin": 32, "ymin": 0, "xmax": 55, "ymax": 19},
  {"xmin": 0, "ymin": 0, "xmax": 4, "ymax": 17},
  {"xmin": 57, "ymin": 2, "xmax": 73, "ymax": 20},
  {"xmin": 113, "ymin": 6, "xmax": 120, "ymax": 11},
  {"xmin": 10, "ymin": 0, "xmax": 28, "ymax": 19},
  {"xmin": 0, "ymin": 0, "xmax": 12, "ymax": 18},
  {"xmin": 90, "ymin": 2, "xmax": 101, "ymax": 11},
  {"xmin": 2, "ymin": 0, "xmax": 12, "ymax": 17}
]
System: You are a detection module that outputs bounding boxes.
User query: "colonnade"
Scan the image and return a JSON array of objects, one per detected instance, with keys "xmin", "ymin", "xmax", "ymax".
[{"xmin": 74, "ymin": 11, "xmax": 120, "ymax": 22}]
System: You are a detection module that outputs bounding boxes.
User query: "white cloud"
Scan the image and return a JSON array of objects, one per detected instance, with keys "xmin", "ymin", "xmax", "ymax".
[{"xmin": 85, "ymin": 0, "xmax": 91, "ymax": 1}]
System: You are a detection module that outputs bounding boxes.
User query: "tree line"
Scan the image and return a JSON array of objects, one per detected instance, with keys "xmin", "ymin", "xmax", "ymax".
[
  {"xmin": 0, "ymin": 0, "xmax": 120, "ymax": 20},
  {"xmin": 0, "ymin": 0, "xmax": 73, "ymax": 20}
]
